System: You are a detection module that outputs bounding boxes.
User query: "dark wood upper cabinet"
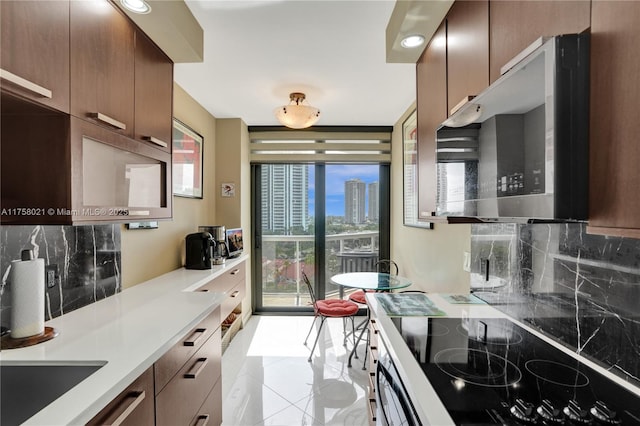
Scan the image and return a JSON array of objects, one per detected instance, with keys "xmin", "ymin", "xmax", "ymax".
[
  {"xmin": 0, "ymin": 1, "xmax": 70, "ymax": 112},
  {"xmin": 489, "ymin": 0, "xmax": 590, "ymax": 83},
  {"xmin": 588, "ymin": 1, "xmax": 640, "ymax": 239},
  {"xmin": 70, "ymin": 0, "xmax": 135, "ymax": 137},
  {"xmin": 416, "ymin": 23, "xmax": 448, "ymax": 221},
  {"xmin": 446, "ymin": 0, "xmax": 489, "ymax": 115},
  {"xmin": 135, "ymin": 31, "xmax": 174, "ymax": 153}
]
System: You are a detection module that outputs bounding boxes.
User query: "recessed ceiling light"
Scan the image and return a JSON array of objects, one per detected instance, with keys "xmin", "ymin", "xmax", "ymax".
[
  {"xmin": 121, "ymin": 0, "xmax": 151, "ymax": 14},
  {"xmin": 401, "ymin": 35, "xmax": 425, "ymax": 49}
]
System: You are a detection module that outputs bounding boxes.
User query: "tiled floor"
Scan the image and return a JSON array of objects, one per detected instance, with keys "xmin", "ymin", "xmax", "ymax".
[{"xmin": 221, "ymin": 315, "xmax": 370, "ymax": 426}]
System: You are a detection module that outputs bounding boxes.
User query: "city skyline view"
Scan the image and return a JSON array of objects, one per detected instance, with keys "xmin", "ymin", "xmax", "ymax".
[{"xmin": 308, "ymin": 164, "xmax": 380, "ymax": 217}]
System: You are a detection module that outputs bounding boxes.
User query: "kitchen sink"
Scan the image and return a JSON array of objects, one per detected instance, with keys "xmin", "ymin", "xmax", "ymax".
[{"xmin": 0, "ymin": 361, "xmax": 106, "ymax": 426}]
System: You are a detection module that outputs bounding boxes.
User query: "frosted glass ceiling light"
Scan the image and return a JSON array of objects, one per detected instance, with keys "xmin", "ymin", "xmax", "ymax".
[
  {"xmin": 274, "ymin": 92, "xmax": 321, "ymax": 129},
  {"xmin": 121, "ymin": 0, "xmax": 151, "ymax": 14},
  {"xmin": 401, "ymin": 35, "xmax": 425, "ymax": 48}
]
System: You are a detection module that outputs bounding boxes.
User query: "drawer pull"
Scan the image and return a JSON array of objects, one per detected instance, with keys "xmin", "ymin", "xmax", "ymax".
[
  {"xmin": 183, "ymin": 328, "xmax": 207, "ymax": 347},
  {"xmin": 90, "ymin": 112, "xmax": 127, "ymax": 130},
  {"xmin": 184, "ymin": 357, "xmax": 208, "ymax": 379},
  {"xmin": 142, "ymin": 135, "xmax": 168, "ymax": 148},
  {"xmin": 199, "ymin": 289, "xmax": 209, "ymax": 292},
  {"xmin": 230, "ymin": 269, "xmax": 240, "ymax": 275},
  {"xmin": 230, "ymin": 290, "xmax": 240, "ymax": 298},
  {"xmin": 193, "ymin": 414, "xmax": 210, "ymax": 426},
  {"xmin": 105, "ymin": 391, "xmax": 146, "ymax": 426},
  {"xmin": 0, "ymin": 68, "xmax": 52, "ymax": 98}
]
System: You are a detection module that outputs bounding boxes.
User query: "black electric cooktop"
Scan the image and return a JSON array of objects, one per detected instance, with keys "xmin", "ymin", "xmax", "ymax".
[{"xmin": 391, "ymin": 317, "xmax": 640, "ymax": 425}]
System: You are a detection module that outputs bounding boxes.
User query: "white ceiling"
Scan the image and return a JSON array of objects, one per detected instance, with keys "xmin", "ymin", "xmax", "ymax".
[{"xmin": 173, "ymin": 0, "xmax": 419, "ymax": 127}]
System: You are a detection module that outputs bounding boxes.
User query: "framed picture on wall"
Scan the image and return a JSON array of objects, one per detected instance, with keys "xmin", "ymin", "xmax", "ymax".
[
  {"xmin": 172, "ymin": 119, "xmax": 203, "ymax": 199},
  {"xmin": 403, "ymin": 109, "xmax": 433, "ymax": 229}
]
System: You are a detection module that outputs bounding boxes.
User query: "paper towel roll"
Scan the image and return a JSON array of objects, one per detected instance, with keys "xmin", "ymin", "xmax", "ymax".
[{"xmin": 10, "ymin": 250, "xmax": 45, "ymax": 338}]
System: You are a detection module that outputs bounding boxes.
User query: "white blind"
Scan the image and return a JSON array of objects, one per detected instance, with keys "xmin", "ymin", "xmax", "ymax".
[{"xmin": 250, "ymin": 129, "xmax": 391, "ymax": 163}]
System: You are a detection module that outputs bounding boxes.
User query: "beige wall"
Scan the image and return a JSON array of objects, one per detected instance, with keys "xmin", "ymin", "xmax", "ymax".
[
  {"xmin": 215, "ymin": 118, "xmax": 252, "ymax": 319},
  {"xmin": 390, "ymin": 103, "xmax": 471, "ymax": 293},
  {"xmin": 121, "ymin": 83, "xmax": 217, "ymax": 288}
]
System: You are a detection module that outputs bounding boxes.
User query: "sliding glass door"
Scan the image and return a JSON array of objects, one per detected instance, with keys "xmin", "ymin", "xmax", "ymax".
[{"xmin": 252, "ymin": 163, "xmax": 389, "ymax": 313}]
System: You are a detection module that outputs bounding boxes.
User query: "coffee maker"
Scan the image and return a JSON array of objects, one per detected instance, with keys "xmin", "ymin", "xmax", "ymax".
[
  {"xmin": 198, "ymin": 226, "xmax": 227, "ymax": 265},
  {"xmin": 185, "ymin": 232, "xmax": 215, "ymax": 269}
]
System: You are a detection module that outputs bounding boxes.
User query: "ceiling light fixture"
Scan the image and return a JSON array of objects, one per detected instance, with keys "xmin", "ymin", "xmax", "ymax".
[
  {"xmin": 401, "ymin": 34, "xmax": 425, "ymax": 49},
  {"xmin": 274, "ymin": 92, "xmax": 321, "ymax": 129},
  {"xmin": 120, "ymin": 0, "xmax": 151, "ymax": 14}
]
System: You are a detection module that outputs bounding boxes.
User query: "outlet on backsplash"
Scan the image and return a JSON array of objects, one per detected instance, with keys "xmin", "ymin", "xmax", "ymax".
[
  {"xmin": 45, "ymin": 264, "xmax": 58, "ymax": 288},
  {"xmin": 480, "ymin": 258, "xmax": 490, "ymax": 281},
  {"xmin": 463, "ymin": 251, "xmax": 471, "ymax": 272}
]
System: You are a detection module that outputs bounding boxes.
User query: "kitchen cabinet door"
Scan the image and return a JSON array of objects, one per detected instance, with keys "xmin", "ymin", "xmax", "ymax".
[
  {"xmin": 70, "ymin": 0, "xmax": 135, "ymax": 137},
  {"xmin": 416, "ymin": 23, "xmax": 448, "ymax": 221},
  {"xmin": 489, "ymin": 0, "xmax": 590, "ymax": 83},
  {"xmin": 446, "ymin": 0, "xmax": 489, "ymax": 115},
  {"xmin": 588, "ymin": 1, "xmax": 640, "ymax": 239},
  {"xmin": 135, "ymin": 31, "xmax": 174, "ymax": 153},
  {"xmin": 0, "ymin": 1, "xmax": 70, "ymax": 113}
]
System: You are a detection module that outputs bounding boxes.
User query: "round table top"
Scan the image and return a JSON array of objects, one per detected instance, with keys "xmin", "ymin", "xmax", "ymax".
[{"xmin": 329, "ymin": 272, "xmax": 412, "ymax": 291}]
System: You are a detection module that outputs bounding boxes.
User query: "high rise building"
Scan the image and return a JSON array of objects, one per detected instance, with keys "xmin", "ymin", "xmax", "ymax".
[
  {"xmin": 368, "ymin": 181, "xmax": 379, "ymax": 222},
  {"xmin": 345, "ymin": 178, "xmax": 366, "ymax": 224},
  {"xmin": 261, "ymin": 165, "xmax": 309, "ymax": 233}
]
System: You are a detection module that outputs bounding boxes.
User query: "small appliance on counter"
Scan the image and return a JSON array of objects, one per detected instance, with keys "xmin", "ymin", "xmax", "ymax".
[
  {"xmin": 198, "ymin": 225, "xmax": 228, "ymax": 265},
  {"xmin": 185, "ymin": 232, "xmax": 215, "ymax": 270}
]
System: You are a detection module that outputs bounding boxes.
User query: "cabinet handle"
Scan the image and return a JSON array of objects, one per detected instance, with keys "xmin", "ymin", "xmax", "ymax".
[
  {"xmin": 90, "ymin": 112, "xmax": 127, "ymax": 130},
  {"xmin": 142, "ymin": 135, "xmax": 168, "ymax": 148},
  {"xmin": 105, "ymin": 391, "xmax": 146, "ymax": 426},
  {"xmin": 193, "ymin": 415, "xmax": 210, "ymax": 426},
  {"xmin": 0, "ymin": 68, "xmax": 52, "ymax": 99},
  {"xmin": 183, "ymin": 328, "xmax": 207, "ymax": 347},
  {"xmin": 230, "ymin": 290, "xmax": 240, "ymax": 298},
  {"xmin": 184, "ymin": 357, "xmax": 208, "ymax": 379},
  {"xmin": 230, "ymin": 269, "xmax": 240, "ymax": 275},
  {"xmin": 419, "ymin": 211, "xmax": 435, "ymax": 218}
]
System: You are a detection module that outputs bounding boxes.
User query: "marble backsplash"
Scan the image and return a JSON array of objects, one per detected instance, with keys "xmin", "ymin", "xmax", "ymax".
[
  {"xmin": 471, "ymin": 222, "xmax": 640, "ymax": 386},
  {"xmin": 0, "ymin": 225, "xmax": 121, "ymax": 330}
]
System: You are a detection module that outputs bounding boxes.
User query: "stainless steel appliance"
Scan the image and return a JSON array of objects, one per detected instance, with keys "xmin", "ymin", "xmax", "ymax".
[
  {"xmin": 376, "ymin": 336, "xmax": 422, "ymax": 426},
  {"xmin": 198, "ymin": 226, "xmax": 227, "ymax": 265},
  {"xmin": 435, "ymin": 33, "xmax": 589, "ymax": 222},
  {"xmin": 185, "ymin": 232, "xmax": 214, "ymax": 270},
  {"xmin": 388, "ymin": 316, "xmax": 640, "ymax": 424}
]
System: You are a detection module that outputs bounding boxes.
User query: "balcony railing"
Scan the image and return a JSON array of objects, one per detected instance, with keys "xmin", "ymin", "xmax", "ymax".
[{"xmin": 261, "ymin": 231, "xmax": 379, "ymax": 306}]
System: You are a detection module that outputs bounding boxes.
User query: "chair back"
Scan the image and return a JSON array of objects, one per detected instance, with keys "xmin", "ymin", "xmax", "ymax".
[
  {"xmin": 301, "ymin": 271, "xmax": 317, "ymax": 305},
  {"xmin": 375, "ymin": 259, "xmax": 399, "ymax": 275}
]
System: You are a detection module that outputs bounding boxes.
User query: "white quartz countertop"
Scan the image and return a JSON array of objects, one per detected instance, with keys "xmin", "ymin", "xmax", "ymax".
[
  {"xmin": 366, "ymin": 292, "xmax": 640, "ymax": 426},
  {"xmin": 0, "ymin": 254, "xmax": 248, "ymax": 425}
]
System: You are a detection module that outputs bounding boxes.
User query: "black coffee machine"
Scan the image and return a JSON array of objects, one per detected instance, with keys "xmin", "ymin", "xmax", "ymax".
[{"xmin": 185, "ymin": 232, "xmax": 215, "ymax": 270}]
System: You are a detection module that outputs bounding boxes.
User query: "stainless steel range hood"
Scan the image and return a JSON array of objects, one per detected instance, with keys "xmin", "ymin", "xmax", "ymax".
[{"xmin": 434, "ymin": 33, "xmax": 590, "ymax": 224}]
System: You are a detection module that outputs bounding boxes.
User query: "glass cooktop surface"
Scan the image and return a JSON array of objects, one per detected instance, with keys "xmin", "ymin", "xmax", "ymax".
[{"xmin": 391, "ymin": 317, "xmax": 640, "ymax": 425}]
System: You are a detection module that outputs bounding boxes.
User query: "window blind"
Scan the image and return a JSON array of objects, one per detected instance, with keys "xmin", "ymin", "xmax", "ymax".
[{"xmin": 249, "ymin": 128, "xmax": 392, "ymax": 164}]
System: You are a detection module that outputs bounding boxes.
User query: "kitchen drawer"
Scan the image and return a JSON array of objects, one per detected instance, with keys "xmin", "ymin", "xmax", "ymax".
[
  {"xmin": 367, "ymin": 397, "xmax": 377, "ymax": 425},
  {"xmin": 87, "ymin": 367, "xmax": 154, "ymax": 426},
  {"xmin": 156, "ymin": 329, "xmax": 222, "ymax": 426},
  {"xmin": 197, "ymin": 263, "xmax": 245, "ymax": 294},
  {"xmin": 154, "ymin": 308, "xmax": 220, "ymax": 394},
  {"xmin": 220, "ymin": 280, "xmax": 245, "ymax": 322},
  {"xmin": 368, "ymin": 318, "xmax": 379, "ymax": 349},
  {"xmin": 190, "ymin": 377, "xmax": 222, "ymax": 426}
]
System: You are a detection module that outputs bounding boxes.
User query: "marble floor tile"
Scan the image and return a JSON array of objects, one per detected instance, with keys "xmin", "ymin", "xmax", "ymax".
[{"xmin": 222, "ymin": 316, "xmax": 370, "ymax": 426}]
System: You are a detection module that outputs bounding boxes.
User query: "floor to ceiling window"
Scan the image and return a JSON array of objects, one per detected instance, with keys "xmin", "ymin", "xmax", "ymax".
[{"xmin": 249, "ymin": 128, "xmax": 391, "ymax": 313}]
